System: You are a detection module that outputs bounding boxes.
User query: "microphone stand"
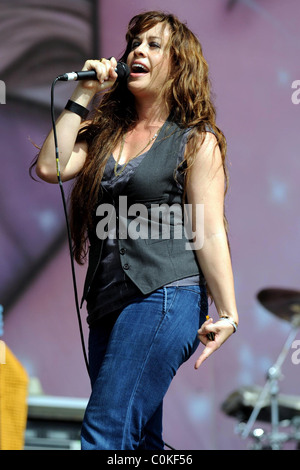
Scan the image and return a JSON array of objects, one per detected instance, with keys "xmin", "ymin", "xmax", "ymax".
[{"xmin": 240, "ymin": 315, "xmax": 300, "ymax": 449}]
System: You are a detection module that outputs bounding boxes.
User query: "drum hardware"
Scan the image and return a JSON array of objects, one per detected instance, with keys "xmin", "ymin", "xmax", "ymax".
[
  {"xmin": 223, "ymin": 287, "xmax": 300, "ymax": 449},
  {"xmin": 235, "ymin": 419, "xmax": 300, "ymax": 450},
  {"xmin": 235, "ymin": 424, "xmax": 272, "ymax": 450},
  {"xmin": 223, "ymin": 385, "xmax": 300, "ymax": 449}
]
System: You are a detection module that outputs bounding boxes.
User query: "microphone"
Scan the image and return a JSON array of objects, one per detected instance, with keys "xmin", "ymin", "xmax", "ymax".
[{"xmin": 57, "ymin": 61, "xmax": 130, "ymax": 82}]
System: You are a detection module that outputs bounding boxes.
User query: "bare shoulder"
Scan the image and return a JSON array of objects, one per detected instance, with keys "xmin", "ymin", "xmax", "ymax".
[{"xmin": 193, "ymin": 131, "xmax": 222, "ymax": 170}]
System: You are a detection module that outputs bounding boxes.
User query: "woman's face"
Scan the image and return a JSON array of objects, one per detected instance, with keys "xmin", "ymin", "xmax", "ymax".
[{"xmin": 126, "ymin": 23, "xmax": 171, "ymax": 100}]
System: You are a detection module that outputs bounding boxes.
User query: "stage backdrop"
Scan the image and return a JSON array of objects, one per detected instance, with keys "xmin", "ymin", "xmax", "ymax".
[{"xmin": 1, "ymin": 0, "xmax": 300, "ymax": 450}]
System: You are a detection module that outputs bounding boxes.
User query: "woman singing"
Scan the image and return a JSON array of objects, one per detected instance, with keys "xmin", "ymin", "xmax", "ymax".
[{"xmin": 35, "ymin": 10, "xmax": 239, "ymax": 450}]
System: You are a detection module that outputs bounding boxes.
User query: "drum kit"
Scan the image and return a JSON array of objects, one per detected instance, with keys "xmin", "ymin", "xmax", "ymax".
[{"xmin": 221, "ymin": 287, "xmax": 300, "ymax": 450}]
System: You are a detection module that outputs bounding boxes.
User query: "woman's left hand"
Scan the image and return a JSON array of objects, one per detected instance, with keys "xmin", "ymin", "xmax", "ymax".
[{"xmin": 194, "ymin": 317, "xmax": 235, "ymax": 369}]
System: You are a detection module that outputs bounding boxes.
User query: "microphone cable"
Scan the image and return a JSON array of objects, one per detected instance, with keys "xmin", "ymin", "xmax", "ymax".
[
  {"xmin": 50, "ymin": 77, "xmax": 90, "ymax": 377},
  {"xmin": 49, "ymin": 62, "xmax": 129, "ymax": 378}
]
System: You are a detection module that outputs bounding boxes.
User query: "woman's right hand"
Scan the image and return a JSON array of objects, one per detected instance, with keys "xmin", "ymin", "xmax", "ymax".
[
  {"xmin": 78, "ymin": 57, "xmax": 118, "ymax": 94},
  {"xmin": 36, "ymin": 57, "xmax": 119, "ymax": 183}
]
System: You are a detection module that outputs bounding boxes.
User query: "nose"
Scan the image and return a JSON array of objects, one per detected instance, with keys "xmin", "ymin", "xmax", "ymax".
[{"xmin": 133, "ymin": 41, "xmax": 147, "ymax": 57}]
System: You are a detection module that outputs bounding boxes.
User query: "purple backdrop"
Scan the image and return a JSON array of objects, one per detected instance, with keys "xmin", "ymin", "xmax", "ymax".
[{"xmin": 1, "ymin": 0, "xmax": 300, "ymax": 450}]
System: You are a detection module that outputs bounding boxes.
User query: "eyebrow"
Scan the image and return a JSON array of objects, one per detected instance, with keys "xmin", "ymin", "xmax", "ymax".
[{"xmin": 132, "ymin": 35, "xmax": 162, "ymax": 41}]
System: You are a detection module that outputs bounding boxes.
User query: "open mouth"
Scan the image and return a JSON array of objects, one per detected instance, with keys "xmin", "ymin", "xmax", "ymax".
[{"xmin": 131, "ymin": 63, "xmax": 149, "ymax": 74}]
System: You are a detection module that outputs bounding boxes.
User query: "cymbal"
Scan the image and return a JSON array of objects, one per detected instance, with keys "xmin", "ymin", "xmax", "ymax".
[
  {"xmin": 257, "ymin": 288, "xmax": 300, "ymax": 322},
  {"xmin": 221, "ymin": 385, "xmax": 300, "ymax": 423}
]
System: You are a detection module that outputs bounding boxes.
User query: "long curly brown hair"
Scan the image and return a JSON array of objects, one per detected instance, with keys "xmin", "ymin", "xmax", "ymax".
[{"xmin": 69, "ymin": 10, "xmax": 229, "ymax": 264}]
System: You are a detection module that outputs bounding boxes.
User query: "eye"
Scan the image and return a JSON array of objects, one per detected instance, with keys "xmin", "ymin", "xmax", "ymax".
[
  {"xmin": 149, "ymin": 42, "xmax": 161, "ymax": 48},
  {"xmin": 131, "ymin": 40, "xmax": 141, "ymax": 50}
]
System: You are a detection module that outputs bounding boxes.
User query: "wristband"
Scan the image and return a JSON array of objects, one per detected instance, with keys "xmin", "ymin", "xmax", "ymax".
[
  {"xmin": 219, "ymin": 316, "xmax": 238, "ymax": 333},
  {"xmin": 65, "ymin": 99, "xmax": 89, "ymax": 120}
]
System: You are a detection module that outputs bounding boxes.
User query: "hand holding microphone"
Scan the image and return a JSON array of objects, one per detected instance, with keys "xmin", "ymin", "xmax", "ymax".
[
  {"xmin": 83, "ymin": 57, "xmax": 119, "ymax": 87},
  {"xmin": 58, "ymin": 57, "xmax": 130, "ymax": 94}
]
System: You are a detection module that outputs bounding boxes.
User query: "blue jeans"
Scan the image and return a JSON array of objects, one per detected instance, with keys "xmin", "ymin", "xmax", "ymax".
[{"xmin": 81, "ymin": 285, "xmax": 208, "ymax": 450}]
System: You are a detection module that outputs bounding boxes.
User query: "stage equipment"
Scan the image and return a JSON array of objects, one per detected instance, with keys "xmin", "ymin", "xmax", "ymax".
[
  {"xmin": 222, "ymin": 287, "xmax": 300, "ymax": 450},
  {"xmin": 0, "ymin": 307, "xmax": 29, "ymax": 450},
  {"xmin": 24, "ymin": 395, "xmax": 88, "ymax": 450}
]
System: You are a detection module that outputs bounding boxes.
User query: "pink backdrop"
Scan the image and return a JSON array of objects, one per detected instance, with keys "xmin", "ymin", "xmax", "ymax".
[{"xmin": 2, "ymin": 0, "xmax": 300, "ymax": 450}]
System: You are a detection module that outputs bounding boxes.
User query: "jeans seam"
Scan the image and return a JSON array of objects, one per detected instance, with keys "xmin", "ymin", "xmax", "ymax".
[
  {"xmin": 163, "ymin": 286, "xmax": 179, "ymax": 316},
  {"xmin": 163, "ymin": 287, "xmax": 167, "ymax": 315}
]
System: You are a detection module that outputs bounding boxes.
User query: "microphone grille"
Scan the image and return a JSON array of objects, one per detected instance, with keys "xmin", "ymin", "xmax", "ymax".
[{"xmin": 116, "ymin": 62, "xmax": 130, "ymax": 80}]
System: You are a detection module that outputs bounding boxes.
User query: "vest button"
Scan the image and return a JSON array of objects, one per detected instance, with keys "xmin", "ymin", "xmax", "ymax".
[
  {"xmin": 119, "ymin": 248, "xmax": 126, "ymax": 255},
  {"xmin": 123, "ymin": 263, "xmax": 130, "ymax": 270}
]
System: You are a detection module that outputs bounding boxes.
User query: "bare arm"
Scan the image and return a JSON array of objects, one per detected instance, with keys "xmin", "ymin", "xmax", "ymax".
[
  {"xmin": 35, "ymin": 58, "xmax": 118, "ymax": 183},
  {"xmin": 186, "ymin": 132, "xmax": 239, "ymax": 368}
]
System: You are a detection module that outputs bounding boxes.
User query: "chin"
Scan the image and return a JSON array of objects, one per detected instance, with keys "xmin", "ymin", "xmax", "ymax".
[{"xmin": 127, "ymin": 82, "xmax": 150, "ymax": 97}]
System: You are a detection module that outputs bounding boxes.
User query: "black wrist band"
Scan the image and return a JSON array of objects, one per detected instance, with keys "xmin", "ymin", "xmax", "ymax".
[{"xmin": 65, "ymin": 100, "xmax": 89, "ymax": 120}]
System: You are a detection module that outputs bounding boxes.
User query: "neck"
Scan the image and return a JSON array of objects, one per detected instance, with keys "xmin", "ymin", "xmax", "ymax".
[{"xmin": 134, "ymin": 97, "xmax": 169, "ymax": 126}]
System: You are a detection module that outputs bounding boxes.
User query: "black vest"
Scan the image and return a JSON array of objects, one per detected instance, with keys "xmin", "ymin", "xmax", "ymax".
[{"xmin": 81, "ymin": 120, "xmax": 204, "ymax": 306}]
